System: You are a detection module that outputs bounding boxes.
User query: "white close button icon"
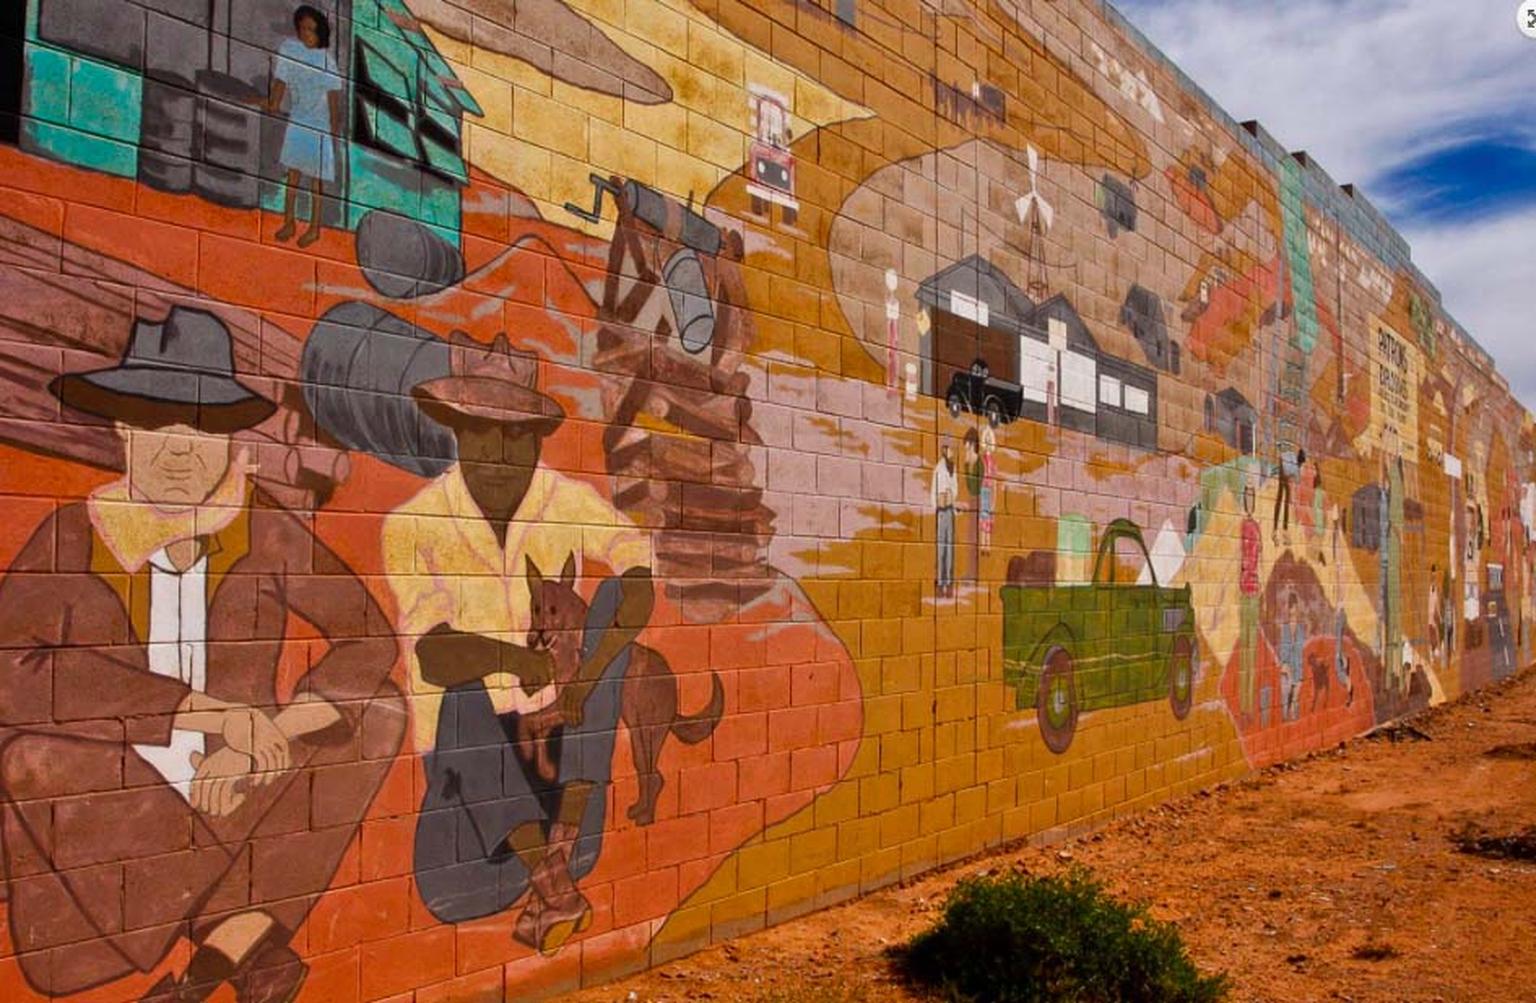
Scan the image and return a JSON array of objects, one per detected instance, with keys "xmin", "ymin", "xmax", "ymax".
[{"xmin": 1520, "ymin": 1, "xmax": 1536, "ymax": 39}]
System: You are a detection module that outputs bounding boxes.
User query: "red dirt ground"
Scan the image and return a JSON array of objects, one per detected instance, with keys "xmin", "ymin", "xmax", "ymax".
[{"xmin": 556, "ymin": 667, "xmax": 1536, "ymax": 1003}]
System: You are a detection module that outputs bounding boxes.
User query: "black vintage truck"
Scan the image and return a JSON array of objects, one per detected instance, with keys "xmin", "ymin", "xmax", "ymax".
[{"xmin": 944, "ymin": 360, "xmax": 1023, "ymax": 427}]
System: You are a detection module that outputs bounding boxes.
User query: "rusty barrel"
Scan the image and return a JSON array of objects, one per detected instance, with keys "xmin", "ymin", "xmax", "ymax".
[
  {"xmin": 355, "ymin": 210, "xmax": 466, "ymax": 300},
  {"xmin": 301, "ymin": 301, "xmax": 456, "ymax": 478}
]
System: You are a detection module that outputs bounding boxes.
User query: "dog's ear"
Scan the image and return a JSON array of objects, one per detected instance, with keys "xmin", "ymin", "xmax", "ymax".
[
  {"xmin": 560, "ymin": 552, "xmax": 577, "ymax": 587},
  {"xmin": 526, "ymin": 555, "xmax": 544, "ymax": 588}
]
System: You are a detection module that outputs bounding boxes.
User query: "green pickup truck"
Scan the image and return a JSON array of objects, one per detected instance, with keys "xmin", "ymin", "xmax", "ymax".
[{"xmin": 1001, "ymin": 519, "xmax": 1197, "ymax": 753}]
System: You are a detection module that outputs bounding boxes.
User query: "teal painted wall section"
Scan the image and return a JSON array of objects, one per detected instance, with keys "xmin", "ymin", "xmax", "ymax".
[{"xmin": 19, "ymin": 0, "xmax": 469, "ymax": 241}]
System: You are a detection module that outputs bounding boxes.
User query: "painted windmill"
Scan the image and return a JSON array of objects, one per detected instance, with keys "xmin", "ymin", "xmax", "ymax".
[{"xmin": 1015, "ymin": 145, "xmax": 1054, "ymax": 299}]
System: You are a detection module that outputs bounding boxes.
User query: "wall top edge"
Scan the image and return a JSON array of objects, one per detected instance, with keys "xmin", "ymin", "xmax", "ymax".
[{"xmin": 1096, "ymin": 0, "xmax": 1490, "ymax": 365}]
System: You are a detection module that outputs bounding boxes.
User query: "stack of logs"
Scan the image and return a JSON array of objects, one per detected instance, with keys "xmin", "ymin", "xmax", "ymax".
[
  {"xmin": 0, "ymin": 214, "xmax": 348, "ymax": 512},
  {"xmin": 588, "ymin": 178, "xmax": 777, "ymax": 610}
]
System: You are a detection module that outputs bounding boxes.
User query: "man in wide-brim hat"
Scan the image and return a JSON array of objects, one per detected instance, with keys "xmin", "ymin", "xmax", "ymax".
[
  {"xmin": 410, "ymin": 330, "xmax": 566, "ymax": 439},
  {"xmin": 382, "ymin": 331, "xmax": 656, "ymax": 955},
  {"xmin": 0, "ymin": 305, "xmax": 404, "ymax": 1003},
  {"xmin": 52, "ymin": 304, "xmax": 278, "ymax": 436}
]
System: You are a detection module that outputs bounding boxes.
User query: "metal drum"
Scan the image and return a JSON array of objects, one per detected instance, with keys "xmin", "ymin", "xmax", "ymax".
[
  {"xmin": 662, "ymin": 248, "xmax": 715, "ymax": 355},
  {"xmin": 138, "ymin": 79, "xmax": 198, "ymax": 193},
  {"xmin": 623, "ymin": 179, "xmax": 721, "ymax": 255},
  {"xmin": 355, "ymin": 210, "xmax": 466, "ymax": 299},
  {"xmin": 300, "ymin": 301, "xmax": 456, "ymax": 477},
  {"xmin": 194, "ymin": 71, "xmax": 262, "ymax": 208}
]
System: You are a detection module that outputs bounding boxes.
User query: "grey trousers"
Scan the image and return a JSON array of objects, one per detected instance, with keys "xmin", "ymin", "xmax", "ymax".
[
  {"xmin": 414, "ymin": 577, "xmax": 632, "ymax": 924},
  {"xmin": 936, "ymin": 506, "xmax": 955, "ymax": 590}
]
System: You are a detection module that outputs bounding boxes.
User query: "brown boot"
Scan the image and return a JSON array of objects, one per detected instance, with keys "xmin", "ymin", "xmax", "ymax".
[
  {"xmin": 139, "ymin": 944, "xmax": 236, "ymax": 1002},
  {"xmin": 505, "ymin": 820, "xmax": 559, "ymax": 951},
  {"xmin": 512, "ymin": 890, "xmax": 544, "ymax": 949},
  {"xmin": 527, "ymin": 844, "xmax": 592, "ymax": 955},
  {"xmin": 545, "ymin": 819, "xmax": 580, "ymax": 861},
  {"xmin": 235, "ymin": 941, "xmax": 307, "ymax": 1003}
]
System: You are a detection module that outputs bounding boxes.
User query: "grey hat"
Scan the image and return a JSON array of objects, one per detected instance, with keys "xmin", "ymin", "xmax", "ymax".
[{"xmin": 51, "ymin": 306, "xmax": 275, "ymax": 432}]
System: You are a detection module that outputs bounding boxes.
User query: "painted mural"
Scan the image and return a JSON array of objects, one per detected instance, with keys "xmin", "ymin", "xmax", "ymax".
[{"xmin": 0, "ymin": 0, "xmax": 1529, "ymax": 1000}]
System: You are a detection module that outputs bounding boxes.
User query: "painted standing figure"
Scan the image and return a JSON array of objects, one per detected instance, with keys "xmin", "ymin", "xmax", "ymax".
[
  {"xmin": 264, "ymin": 5, "xmax": 343, "ymax": 247},
  {"xmin": 1310, "ymin": 464, "xmax": 1327, "ymax": 563},
  {"xmin": 1381, "ymin": 428, "xmax": 1405, "ymax": 690},
  {"xmin": 932, "ymin": 443, "xmax": 958, "ymax": 597},
  {"xmin": 1273, "ymin": 443, "xmax": 1301, "ymax": 547},
  {"xmin": 979, "ymin": 424, "xmax": 997, "ymax": 554},
  {"xmin": 962, "ymin": 428, "xmax": 982, "ymax": 580},
  {"xmin": 1429, "ymin": 563, "xmax": 1445, "ymax": 663},
  {"xmin": 382, "ymin": 334, "xmax": 655, "ymax": 955},
  {"xmin": 1239, "ymin": 484, "xmax": 1262, "ymax": 719},
  {"xmin": 0, "ymin": 307, "xmax": 404, "ymax": 1002}
]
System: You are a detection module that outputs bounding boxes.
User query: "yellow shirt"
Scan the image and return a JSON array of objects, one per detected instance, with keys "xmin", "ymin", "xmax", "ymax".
[{"xmin": 382, "ymin": 463, "xmax": 651, "ymax": 750}]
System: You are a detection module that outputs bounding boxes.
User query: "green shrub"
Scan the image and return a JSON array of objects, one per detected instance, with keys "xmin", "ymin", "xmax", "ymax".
[{"xmin": 896, "ymin": 868, "xmax": 1229, "ymax": 1003}]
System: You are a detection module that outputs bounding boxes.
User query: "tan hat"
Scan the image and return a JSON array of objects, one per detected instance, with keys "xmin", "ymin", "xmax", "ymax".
[{"xmin": 412, "ymin": 331, "xmax": 564, "ymax": 435}]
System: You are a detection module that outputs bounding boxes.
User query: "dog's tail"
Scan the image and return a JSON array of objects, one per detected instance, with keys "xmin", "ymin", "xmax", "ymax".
[{"xmin": 671, "ymin": 672, "xmax": 726, "ymax": 744}]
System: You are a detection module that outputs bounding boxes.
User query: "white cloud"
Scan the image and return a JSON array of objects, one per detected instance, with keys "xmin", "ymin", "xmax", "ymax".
[
  {"xmin": 1403, "ymin": 207, "xmax": 1536, "ymax": 408},
  {"xmin": 1118, "ymin": 0, "xmax": 1536, "ymax": 409},
  {"xmin": 1118, "ymin": 0, "xmax": 1536, "ymax": 189}
]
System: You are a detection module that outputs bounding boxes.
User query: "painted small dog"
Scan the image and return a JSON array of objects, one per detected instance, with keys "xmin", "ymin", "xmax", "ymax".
[
  {"xmin": 1306, "ymin": 630, "xmax": 1354, "ymax": 712},
  {"xmin": 523, "ymin": 555, "xmax": 725, "ymax": 825}
]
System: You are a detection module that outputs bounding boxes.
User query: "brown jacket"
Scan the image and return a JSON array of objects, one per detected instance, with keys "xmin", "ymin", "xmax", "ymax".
[
  {"xmin": 0, "ymin": 493, "xmax": 403, "ymax": 995},
  {"xmin": 0, "ymin": 492, "xmax": 397, "ymax": 747}
]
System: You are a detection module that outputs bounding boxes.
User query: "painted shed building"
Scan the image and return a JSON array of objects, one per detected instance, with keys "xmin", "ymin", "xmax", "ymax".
[
  {"xmin": 13, "ymin": 0, "xmax": 476, "ymax": 236},
  {"xmin": 918, "ymin": 254, "xmax": 1159, "ymax": 449}
]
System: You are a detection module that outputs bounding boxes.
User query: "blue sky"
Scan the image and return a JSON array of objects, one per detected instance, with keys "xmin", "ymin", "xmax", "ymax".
[{"xmin": 1117, "ymin": 0, "xmax": 1536, "ymax": 408}]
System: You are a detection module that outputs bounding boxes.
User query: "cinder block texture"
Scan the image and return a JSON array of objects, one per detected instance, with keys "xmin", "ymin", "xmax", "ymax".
[{"xmin": 0, "ymin": 0, "xmax": 1525, "ymax": 999}]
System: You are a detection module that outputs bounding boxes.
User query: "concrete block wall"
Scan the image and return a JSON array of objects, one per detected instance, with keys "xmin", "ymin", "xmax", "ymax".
[{"xmin": 0, "ymin": 0, "xmax": 1528, "ymax": 999}]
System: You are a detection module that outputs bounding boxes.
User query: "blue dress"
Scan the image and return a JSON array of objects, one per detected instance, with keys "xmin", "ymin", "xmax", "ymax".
[{"xmin": 274, "ymin": 38, "xmax": 342, "ymax": 182}]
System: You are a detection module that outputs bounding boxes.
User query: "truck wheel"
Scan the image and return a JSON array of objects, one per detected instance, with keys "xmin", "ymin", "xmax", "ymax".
[
  {"xmin": 1168, "ymin": 635, "xmax": 1194, "ymax": 720},
  {"xmin": 983, "ymin": 396, "xmax": 1004, "ymax": 427},
  {"xmin": 947, "ymin": 390, "xmax": 966, "ymax": 418},
  {"xmin": 1036, "ymin": 646, "xmax": 1078, "ymax": 754}
]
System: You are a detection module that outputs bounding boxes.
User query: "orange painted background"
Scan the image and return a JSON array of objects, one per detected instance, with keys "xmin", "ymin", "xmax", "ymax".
[{"xmin": 0, "ymin": 1, "xmax": 1529, "ymax": 1000}]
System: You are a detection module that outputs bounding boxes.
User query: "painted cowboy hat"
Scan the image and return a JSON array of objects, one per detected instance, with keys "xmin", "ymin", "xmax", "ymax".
[
  {"xmin": 50, "ymin": 306, "xmax": 275, "ymax": 433},
  {"xmin": 412, "ymin": 331, "xmax": 564, "ymax": 435}
]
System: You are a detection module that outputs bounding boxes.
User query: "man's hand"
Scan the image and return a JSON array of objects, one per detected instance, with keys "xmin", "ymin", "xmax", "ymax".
[
  {"xmin": 503, "ymin": 643, "xmax": 556, "ymax": 689},
  {"xmin": 189, "ymin": 748, "xmax": 255, "ymax": 818},
  {"xmin": 274, "ymin": 693, "xmax": 342, "ymax": 741},
  {"xmin": 516, "ymin": 708, "xmax": 563, "ymax": 781},
  {"xmin": 559, "ymin": 682, "xmax": 591, "ymax": 728},
  {"xmin": 220, "ymin": 706, "xmax": 290, "ymax": 784}
]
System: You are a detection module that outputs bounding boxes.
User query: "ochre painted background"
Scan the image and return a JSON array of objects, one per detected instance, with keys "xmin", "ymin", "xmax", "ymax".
[{"xmin": 0, "ymin": 0, "xmax": 1528, "ymax": 1000}]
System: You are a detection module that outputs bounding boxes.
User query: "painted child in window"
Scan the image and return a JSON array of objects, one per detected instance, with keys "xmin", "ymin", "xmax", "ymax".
[{"xmin": 264, "ymin": 5, "xmax": 342, "ymax": 247}]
